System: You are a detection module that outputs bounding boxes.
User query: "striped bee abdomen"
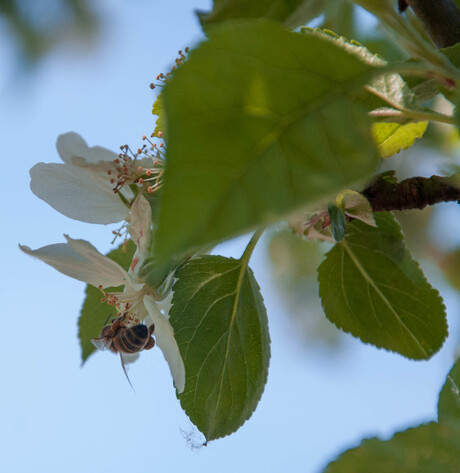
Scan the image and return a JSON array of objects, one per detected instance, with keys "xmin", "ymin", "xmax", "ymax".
[{"xmin": 117, "ymin": 324, "xmax": 149, "ymax": 353}]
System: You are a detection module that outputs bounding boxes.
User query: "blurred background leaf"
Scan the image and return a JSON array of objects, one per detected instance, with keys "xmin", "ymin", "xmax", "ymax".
[
  {"xmin": 267, "ymin": 229, "xmax": 342, "ymax": 348},
  {"xmin": 0, "ymin": 0, "xmax": 98, "ymax": 65}
]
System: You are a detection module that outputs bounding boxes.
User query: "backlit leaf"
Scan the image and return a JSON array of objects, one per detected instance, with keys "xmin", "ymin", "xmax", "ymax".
[
  {"xmin": 323, "ymin": 422, "xmax": 460, "ymax": 473},
  {"xmin": 372, "ymin": 121, "xmax": 428, "ymax": 158},
  {"xmin": 152, "ymin": 94, "xmax": 166, "ymax": 137},
  {"xmin": 197, "ymin": 0, "xmax": 328, "ymax": 30},
  {"xmin": 304, "ymin": 28, "xmax": 428, "ymax": 158},
  {"xmin": 318, "ymin": 212, "xmax": 447, "ymax": 359},
  {"xmin": 336, "ymin": 189, "xmax": 375, "ymax": 227},
  {"xmin": 155, "ymin": 20, "xmax": 379, "ymax": 263},
  {"xmin": 438, "ymin": 358, "xmax": 460, "ymax": 424},
  {"xmin": 169, "ymin": 255, "xmax": 270, "ymax": 441}
]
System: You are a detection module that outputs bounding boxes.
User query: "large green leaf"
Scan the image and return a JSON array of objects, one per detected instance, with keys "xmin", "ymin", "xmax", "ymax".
[
  {"xmin": 438, "ymin": 358, "xmax": 460, "ymax": 424},
  {"xmin": 197, "ymin": 0, "xmax": 328, "ymax": 30},
  {"xmin": 155, "ymin": 20, "xmax": 379, "ymax": 263},
  {"xmin": 323, "ymin": 422, "xmax": 460, "ymax": 473},
  {"xmin": 169, "ymin": 255, "xmax": 270, "ymax": 441},
  {"xmin": 318, "ymin": 212, "xmax": 447, "ymax": 359},
  {"xmin": 78, "ymin": 240, "xmax": 135, "ymax": 364}
]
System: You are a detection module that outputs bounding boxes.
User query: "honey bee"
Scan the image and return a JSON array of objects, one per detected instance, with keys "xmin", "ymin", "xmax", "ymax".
[{"xmin": 91, "ymin": 315, "xmax": 155, "ymax": 388}]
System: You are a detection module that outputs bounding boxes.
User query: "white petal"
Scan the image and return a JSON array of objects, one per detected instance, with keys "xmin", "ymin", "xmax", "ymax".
[
  {"xmin": 19, "ymin": 237, "xmax": 130, "ymax": 288},
  {"xmin": 143, "ymin": 295, "xmax": 185, "ymax": 394},
  {"xmin": 128, "ymin": 195, "xmax": 152, "ymax": 264},
  {"xmin": 30, "ymin": 163, "xmax": 129, "ymax": 224},
  {"xmin": 57, "ymin": 132, "xmax": 118, "ymax": 165},
  {"xmin": 157, "ymin": 290, "xmax": 173, "ymax": 317}
]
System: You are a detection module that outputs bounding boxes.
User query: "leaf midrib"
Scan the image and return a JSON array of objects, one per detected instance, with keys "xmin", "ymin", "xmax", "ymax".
[
  {"xmin": 178, "ymin": 62, "xmax": 377, "ymax": 251},
  {"xmin": 341, "ymin": 239, "xmax": 428, "ymax": 357},
  {"xmin": 211, "ymin": 258, "xmax": 248, "ymax": 431}
]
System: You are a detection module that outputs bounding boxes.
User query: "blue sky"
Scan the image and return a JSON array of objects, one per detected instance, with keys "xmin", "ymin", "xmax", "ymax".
[{"xmin": 2, "ymin": 2, "xmax": 460, "ymax": 472}]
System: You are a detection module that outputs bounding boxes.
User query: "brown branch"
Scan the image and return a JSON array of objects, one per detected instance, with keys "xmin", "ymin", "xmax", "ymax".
[
  {"xmin": 366, "ymin": 3, "xmax": 460, "ymax": 216},
  {"xmin": 362, "ymin": 174, "xmax": 460, "ymax": 212},
  {"xmin": 400, "ymin": 0, "xmax": 460, "ymax": 48}
]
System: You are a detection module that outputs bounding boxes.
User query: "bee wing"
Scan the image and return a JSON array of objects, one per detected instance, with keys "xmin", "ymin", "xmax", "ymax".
[
  {"xmin": 121, "ymin": 352, "xmax": 139, "ymax": 364},
  {"xmin": 91, "ymin": 336, "xmax": 112, "ymax": 351},
  {"xmin": 120, "ymin": 353, "xmax": 135, "ymax": 392}
]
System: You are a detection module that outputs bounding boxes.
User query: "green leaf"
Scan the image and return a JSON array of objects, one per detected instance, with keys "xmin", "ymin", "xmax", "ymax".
[
  {"xmin": 302, "ymin": 28, "xmax": 416, "ymax": 109},
  {"xmin": 438, "ymin": 359, "xmax": 460, "ymax": 424},
  {"xmin": 318, "ymin": 212, "xmax": 447, "ymax": 359},
  {"xmin": 152, "ymin": 94, "xmax": 166, "ymax": 137},
  {"xmin": 441, "ymin": 43, "xmax": 460, "ymax": 70},
  {"xmin": 156, "ymin": 20, "xmax": 379, "ymax": 263},
  {"xmin": 323, "ymin": 422, "xmax": 460, "ymax": 473},
  {"xmin": 139, "ymin": 250, "xmax": 192, "ymax": 293},
  {"xmin": 322, "ymin": 1, "xmax": 355, "ymax": 39},
  {"xmin": 197, "ymin": 0, "xmax": 329, "ymax": 30},
  {"xmin": 402, "ymin": 45, "xmax": 460, "ymax": 104},
  {"xmin": 169, "ymin": 255, "xmax": 270, "ymax": 441},
  {"xmin": 336, "ymin": 189, "xmax": 375, "ymax": 227},
  {"xmin": 303, "ymin": 29, "xmax": 428, "ymax": 158},
  {"xmin": 372, "ymin": 121, "xmax": 428, "ymax": 158},
  {"xmin": 328, "ymin": 203, "xmax": 347, "ymax": 241},
  {"xmin": 78, "ymin": 240, "xmax": 136, "ymax": 364}
]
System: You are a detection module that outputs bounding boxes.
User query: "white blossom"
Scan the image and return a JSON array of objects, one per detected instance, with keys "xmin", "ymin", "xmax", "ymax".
[
  {"xmin": 30, "ymin": 132, "xmax": 133, "ymax": 224},
  {"xmin": 20, "ymin": 195, "xmax": 185, "ymax": 393}
]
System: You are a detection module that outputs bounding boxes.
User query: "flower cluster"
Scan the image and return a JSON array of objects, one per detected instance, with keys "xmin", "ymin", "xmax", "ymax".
[{"xmin": 21, "ymin": 132, "xmax": 185, "ymax": 393}]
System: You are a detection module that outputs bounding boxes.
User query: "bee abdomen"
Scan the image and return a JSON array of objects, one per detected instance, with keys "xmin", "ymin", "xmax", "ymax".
[{"xmin": 117, "ymin": 325, "xmax": 148, "ymax": 353}]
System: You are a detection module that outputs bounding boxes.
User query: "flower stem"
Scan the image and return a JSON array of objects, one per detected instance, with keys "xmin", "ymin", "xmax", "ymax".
[
  {"xmin": 369, "ymin": 108, "xmax": 455, "ymax": 125},
  {"xmin": 240, "ymin": 227, "xmax": 266, "ymax": 265}
]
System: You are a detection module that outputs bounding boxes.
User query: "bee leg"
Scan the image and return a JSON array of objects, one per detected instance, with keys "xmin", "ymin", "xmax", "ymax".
[
  {"xmin": 120, "ymin": 353, "xmax": 135, "ymax": 392},
  {"xmin": 144, "ymin": 337, "xmax": 156, "ymax": 350}
]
